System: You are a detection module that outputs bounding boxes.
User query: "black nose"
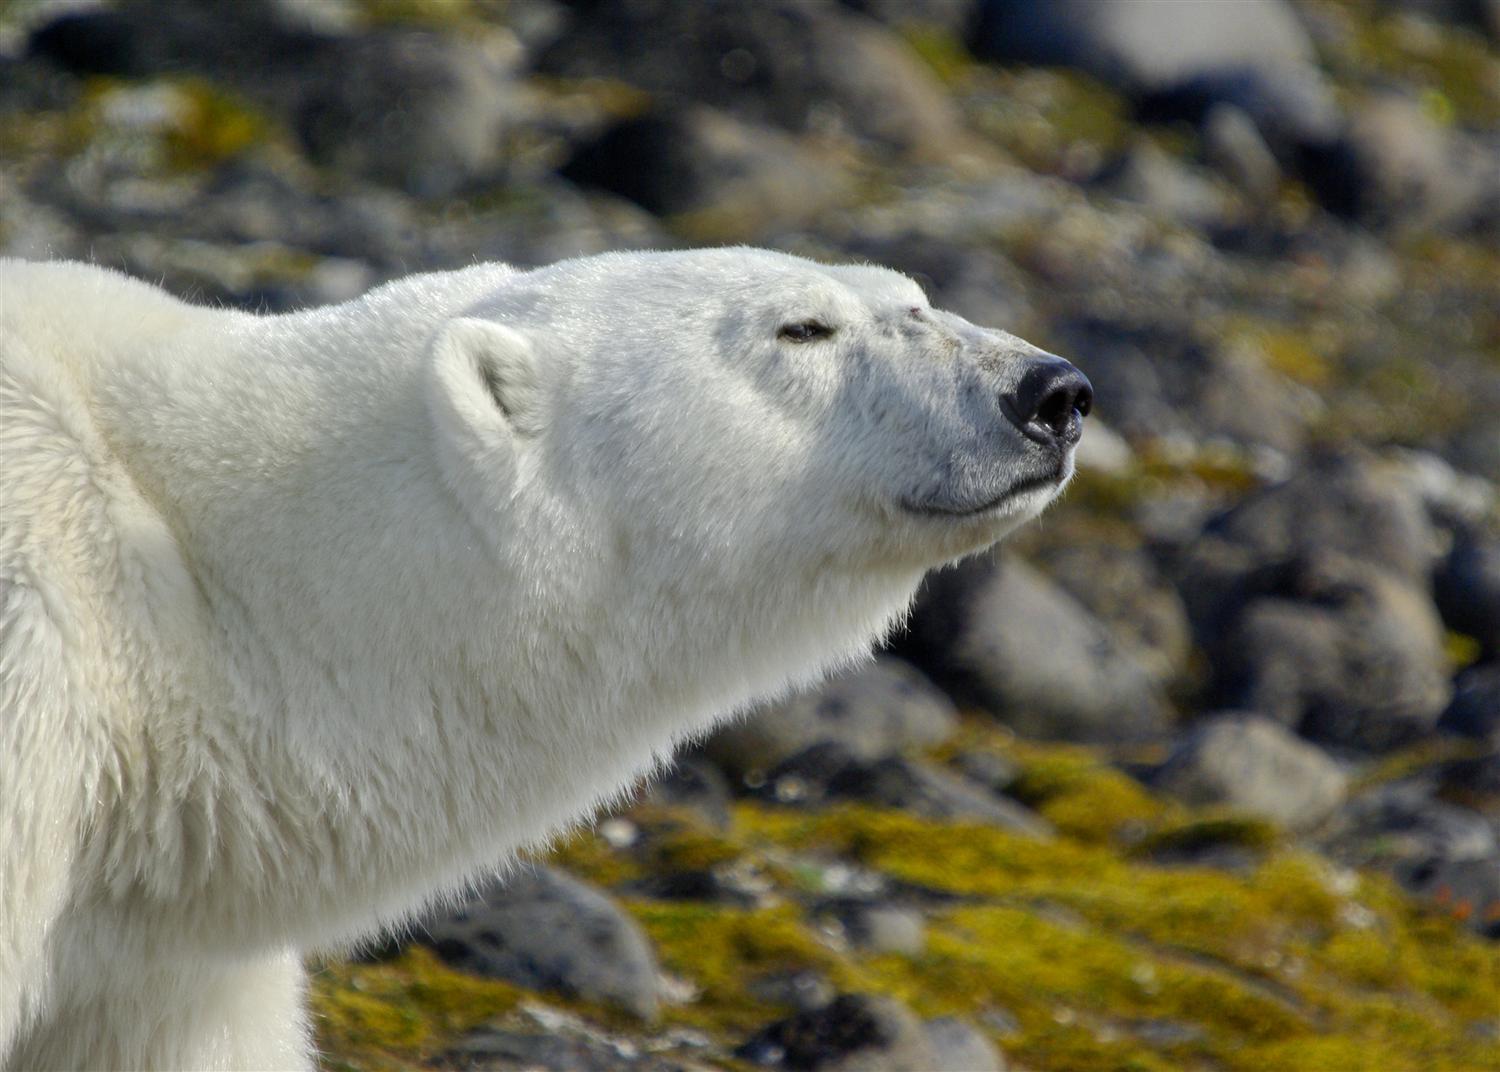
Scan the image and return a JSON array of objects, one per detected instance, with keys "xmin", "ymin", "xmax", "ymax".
[{"xmin": 1007, "ymin": 359, "xmax": 1093, "ymax": 446}]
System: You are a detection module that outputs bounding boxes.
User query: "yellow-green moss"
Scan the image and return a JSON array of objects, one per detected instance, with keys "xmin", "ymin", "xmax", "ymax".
[
  {"xmin": 309, "ymin": 946, "xmax": 523, "ymax": 1070},
  {"xmin": 626, "ymin": 901, "xmax": 867, "ymax": 1034},
  {"xmin": 315, "ymin": 732, "xmax": 1500, "ymax": 1072},
  {"xmin": 162, "ymin": 79, "xmax": 268, "ymax": 171}
]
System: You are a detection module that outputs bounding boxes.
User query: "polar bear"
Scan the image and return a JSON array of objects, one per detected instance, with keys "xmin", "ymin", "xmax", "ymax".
[{"xmin": 0, "ymin": 247, "xmax": 1090, "ymax": 1070}]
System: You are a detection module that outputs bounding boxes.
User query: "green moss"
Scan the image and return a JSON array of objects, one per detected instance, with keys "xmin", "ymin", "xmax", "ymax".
[
  {"xmin": 963, "ymin": 67, "xmax": 1133, "ymax": 174},
  {"xmin": 315, "ymin": 732, "xmax": 1500, "ymax": 1071},
  {"xmin": 626, "ymin": 901, "xmax": 865, "ymax": 1033},
  {"xmin": 1005, "ymin": 743, "xmax": 1173, "ymax": 845},
  {"xmin": 309, "ymin": 946, "xmax": 523, "ymax": 1070}
]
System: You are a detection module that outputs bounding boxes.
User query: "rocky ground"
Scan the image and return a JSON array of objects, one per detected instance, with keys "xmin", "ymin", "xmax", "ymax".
[{"xmin": 3, "ymin": 0, "xmax": 1499, "ymax": 1069}]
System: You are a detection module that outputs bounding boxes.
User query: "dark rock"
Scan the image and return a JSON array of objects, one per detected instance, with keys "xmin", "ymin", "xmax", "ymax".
[
  {"xmin": 737, "ymin": 993, "xmax": 937, "ymax": 1071},
  {"xmin": 1206, "ymin": 449, "xmax": 1440, "ymax": 587},
  {"xmin": 417, "ymin": 866, "xmax": 661, "ymax": 1021},
  {"xmin": 1398, "ymin": 855, "xmax": 1500, "ymax": 939},
  {"xmin": 1439, "ymin": 666, "xmax": 1500, "ymax": 748},
  {"xmin": 747, "ymin": 971, "xmax": 838, "ymax": 1014},
  {"xmin": 443, "ymin": 1012, "xmax": 717, "ymax": 1071},
  {"xmin": 539, "ymin": 0, "xmax": 969, "ymax": 160},
  {"xmin": 706, "ymin": 656, "xmax": 958, "ymax": 780},
  {"xmin": 645, "ymin": 756, "xmax": 734, "ymax": 829},
  {"xmin": 924, "ymin": 1016, "xmax": 1006, "ymax": 1072},
  {"xmin": 899, "ymin": 552, "xmax": 1171, "ymax": 744},
  {"xmin": 1217, "ymin": 554, "xmax": 1451, "ymax": 752},
  {"xmin": 294, "ymin": 32, "xmax": 517, "ymax": 197},
  {"xmin": 1149, "ymin": 713, "xmax": 1348, "ymax": 830},
  {"xmin": 1435, "ymin": 751, "xmax": 1500, "ymax": 820},
  {"xmin": 947, "ymin": 750, "xmax": 1021, "ymax": 797},
  {"xmin": 1032, "ymin": 541, "xmax": 1193, "ymax": 686},
  {"xmin": 1322, "ymin": 782, "xmax": 1497, "ymax": 872},
  {"xmin": 756, "ymin": 744, "xmax": 1053, "ymax": 836},
  {"xmin": 560, "ymin": 104, "xmax": 849, "ymax": 233},
  {"xmin": 1436, "ymin": 533, "xmax": 1500, "ymax": 658}
]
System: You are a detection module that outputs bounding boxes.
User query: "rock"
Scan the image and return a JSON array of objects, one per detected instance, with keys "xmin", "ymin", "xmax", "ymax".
[
  {"xmin": 445, "ymin": 1005, "xmax": 720, "ymax": 1071},
  {"xmin": 1436, "ymin": 533, "xmax": 1500, "ymax": 658},
  {"xmin": 1218, "ymin": 554, "xmax": 1452, "ymax": 752},
  {"xmin": 706, "ymin": 656, "xmax": 958, "ymax": 780},
  {"xmin": 756, "ymin": 744, "xmax": 1053, "ymax": 836},
  {"xmin": 1438, "ymin": 665, "xmax": 1500, "ymax": 748},
  {"xmin": 1202, "ymin": 103, "xmax": 1281, "ymax": 199},
  {"xmin": 737, "ymin": 993, "xmax": 938, "ymax": 1071},
  {"xmin": 747, "ymin": 971, "xmax": 839, "ymax": 1014},
  {"xmin": 899, "ymin": 552, "xmax": 1171, "ymax": 744},
  {"xmin": 645, "ymin": 756, "xmax": 735, "ymax": 829},
  {"xmin": 294, "ymin": 31, "xmax": 518, "ymax": 197},
  {"xmin": 1054, "ymin": 316, "xmax": 1307, "ymax": 453},
  {"xmin": 818, "ymin": 900, "xmax": 926, "ymax": 955},
  {"xmin": 1148, "ymin": 713, "xmax": 1348, "ymax": 830},
  {"xmin": 1335, "ymin": 91, "xmax": 1500, "ymax": 232},
  {"xmin": 1400, "ymin": 855, "xmax": 1500, "ymax": 938},
  {"xmin": 924, "ymin": 1016, "xmax": 1006, "ymax": 1072},
  {"xmin": 1436, "ymin": 751, "xmax": 1500, "ymax": 820},
  {"xmin": 417, "ymin": 866, "xmax": 661, "ymax": 1021},
  {"xmin": 1323, "ymin": 782, "xmax": 1497, "ymax": 871},
  {"xmin": 971, "ymin": 0, "xmax": 1317, "ymax": 92},
  {"xmin": 1205, "ymin": 449, "xmax": 1440, "ymax": 586},
  {"xmin": 539, "ymin": 0, "xmax": 970, "ymax": 160},
  {"xmin": 971, "ymin": 0, "xmax": 1341, "ymax": 149},
  {"xmin": 1094, "ymin": 138, "xmax": 1230, "ymax": 227},
  {"xmin": 560, "ymin": 104, "xmax": 849, "ymax": 234},
  {"xmin": 1032, "ymin": 541, "xmax": 1193, "ymax": 686}
]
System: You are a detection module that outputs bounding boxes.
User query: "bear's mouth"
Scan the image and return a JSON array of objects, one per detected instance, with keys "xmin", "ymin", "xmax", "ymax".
[{"xmin": 902, "ymin": 467, "xmax": 1064, "ymax": 519}]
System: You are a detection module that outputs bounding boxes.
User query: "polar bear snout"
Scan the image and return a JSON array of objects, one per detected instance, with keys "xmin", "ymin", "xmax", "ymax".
[{"xmin": 1003, "ymin": 358, "xmax": 1093, "ymax": 449}]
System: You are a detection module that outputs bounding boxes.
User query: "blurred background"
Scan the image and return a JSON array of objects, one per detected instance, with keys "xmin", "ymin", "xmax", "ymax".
[{"xmin": 3, "ymin": 0, "xmax": 1498, "ymax": 1069}]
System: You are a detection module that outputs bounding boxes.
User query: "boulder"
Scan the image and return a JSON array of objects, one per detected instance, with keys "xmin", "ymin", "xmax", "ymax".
[
  {"xmin": 560, "ymin": 104, "xmax": 850, "ymax": 234},
  {"xmin": 1436, "ymin": 532, "xmax": 1500, "ymax": 658},
  {"xmin": 706, "ymin": 656, "xmax": 958, "ymax": 780},
  {"xmin": 1148, "ymin": 713, "xmax": 1348, "ymax": 830},
  {"xmin": 1032, "ymin": 541, "xmax": 1193, "ymax": 686},
  {"xmin": 925, "ymin": 1016, "xmax": 1007, "ymax": 1072},
  {"xmin": 1218, "ymin": 554, "xmax": 1452, "ymax": 752},
  {"xmin": 294, "ymin": 31, "xmax": 518, "ymax": 197},
  {"xmin": 1438, "ymin": 665, "xmax": 1500, "ymax": 748},
  {"xmin": 971, "ymin": 0, "xmax": 1341, "ymax": 149},
  {"xmin": 737, "ymin": 993, "xmax": 938, "ymax": 1071},
  {"xmin": 900, "ymin": 552, "xmax": 1172, "ymax": 743},
  {"xmin": 416, "ymin": 866, "xmax": 661, "ymax": 1021},
  {"xmin": 539, "ymin": 0, "xmax": 969, "ymax": 160},
  {"xmin": 755, "ymin": 744, "xmax": 1053, "ymax": 837}
]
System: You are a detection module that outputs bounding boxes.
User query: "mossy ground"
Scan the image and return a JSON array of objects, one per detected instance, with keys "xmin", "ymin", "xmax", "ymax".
[{"xmin": 311, "ymin": 724, "xmax": 1500, "ymax": 1071}]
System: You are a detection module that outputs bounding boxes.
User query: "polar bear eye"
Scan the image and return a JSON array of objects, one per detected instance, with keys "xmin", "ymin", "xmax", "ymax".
[{"xmin": 778, "ymin": 321, "xmax": 834, "ymax": 343}]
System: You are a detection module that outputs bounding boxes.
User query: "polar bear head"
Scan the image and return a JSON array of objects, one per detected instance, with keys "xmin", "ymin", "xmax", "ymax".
[{"xmin": 426, "ymin": 247, "xmax": 1090, "ymax": 582}]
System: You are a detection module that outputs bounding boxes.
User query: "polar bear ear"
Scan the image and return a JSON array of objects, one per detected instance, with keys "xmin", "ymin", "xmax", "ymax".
[{"xmin": 429, "ymin": 317, "xmax": 545, "ymax": 441}]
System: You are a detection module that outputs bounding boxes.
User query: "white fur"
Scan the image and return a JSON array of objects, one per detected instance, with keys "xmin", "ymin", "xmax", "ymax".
[{"xmin": 0, "ymin": 249, "xmax": 1075, "ymax": 1070}]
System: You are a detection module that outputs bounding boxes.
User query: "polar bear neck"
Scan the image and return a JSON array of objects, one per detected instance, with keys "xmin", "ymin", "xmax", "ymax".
[{"xmin": 84, "ymin": 269, "xmax": 924, "ymax": 946}]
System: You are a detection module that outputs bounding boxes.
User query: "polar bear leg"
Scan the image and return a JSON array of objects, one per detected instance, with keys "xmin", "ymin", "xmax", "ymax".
[{"xmin": 9, "ymin": 952, "xmax": 312, "ymax": 1072}]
